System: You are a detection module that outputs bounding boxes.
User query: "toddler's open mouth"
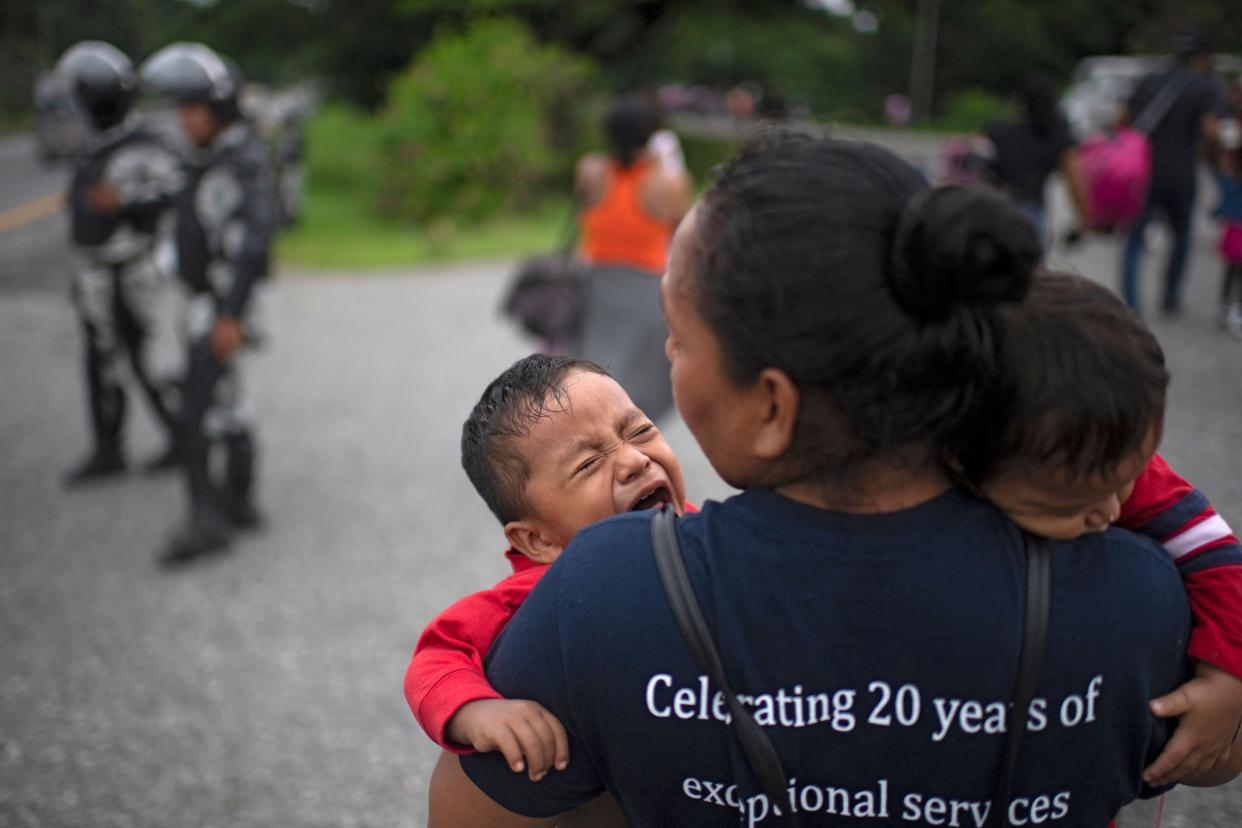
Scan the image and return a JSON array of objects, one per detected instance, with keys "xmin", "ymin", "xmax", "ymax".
[{"xmin": 629, "ymin": 483, "xmax": 673, "ymax": 512}]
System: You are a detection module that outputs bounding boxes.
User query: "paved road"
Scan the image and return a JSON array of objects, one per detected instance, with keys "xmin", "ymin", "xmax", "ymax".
[
  {"xmin": 0, "ymin": 135, "xmax": 69, "ymax": 213},
  {"xmin": 1, "ymin": 134, "xmax": 1239, "ymax": 826}
]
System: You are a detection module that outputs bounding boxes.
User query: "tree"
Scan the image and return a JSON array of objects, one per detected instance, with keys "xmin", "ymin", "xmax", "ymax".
[{"xmin": 374, "ymin": 17, "xmax": 596, "ymax": 222}]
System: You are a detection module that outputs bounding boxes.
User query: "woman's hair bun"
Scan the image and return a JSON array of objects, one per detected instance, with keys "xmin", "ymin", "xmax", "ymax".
[{"xmin": 890, "ymin": 184, "xmax": 1040, "ymax": 319}]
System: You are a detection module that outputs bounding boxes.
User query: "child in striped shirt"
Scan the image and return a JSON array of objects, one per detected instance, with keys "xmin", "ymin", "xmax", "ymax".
[{"xmin": 965, "ymin": 272, "xmax": 1242, "ymax": 792}]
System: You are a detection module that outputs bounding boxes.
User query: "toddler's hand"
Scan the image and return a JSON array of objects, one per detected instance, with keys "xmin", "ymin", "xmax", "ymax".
[
  {"xmin": 1144, "ymin": 662, "xmax": 1242, "ymax": 786},
  {"xmin": 446, "ymin": 698, "xmax": 569, "ymax": 782}
]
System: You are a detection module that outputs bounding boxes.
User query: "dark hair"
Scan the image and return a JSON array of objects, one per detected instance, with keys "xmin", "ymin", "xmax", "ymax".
[
  {"xmin": 954, "ymin": 272, "xmax": 1168, "ymax": 485},
  {"xmin": 605, "ymin": 97, "xmax": 658, "ymax": 168},
  {"xmin": 461, "ymin": 354, "xmax": 609, "ymax": 524},
  {"xmin": 1019, "ymin": 72, "xmax": 1060, "ymax": 139},
  {"xmin": 685, "ymin": 128, "xmax": 1039, "ymax": 484},
  {"xmin": 1174, "ymin": 32, "xmax": 1210, "ymax": 63}
]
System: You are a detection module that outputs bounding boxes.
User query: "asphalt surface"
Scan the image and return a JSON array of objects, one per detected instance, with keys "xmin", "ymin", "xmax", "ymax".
[{"xmin": 1, "ymin": 131, "xmax": 1239, "ymax": 826}]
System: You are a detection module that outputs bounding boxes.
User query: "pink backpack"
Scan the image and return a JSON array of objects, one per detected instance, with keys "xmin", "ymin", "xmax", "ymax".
[
  {"xmin": 1077, "ymin": 71, "xmax": 1192, "ymax": 230},
  {"xmin": 1078, "ymin": 127, "xmax": 1152, "ymax": 229},
  {"xmin": 1221, "ymin": 223, "xmax": 1242, "ymax": 264}
]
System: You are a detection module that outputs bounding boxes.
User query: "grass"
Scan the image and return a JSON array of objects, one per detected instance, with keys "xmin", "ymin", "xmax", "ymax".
[{"xmin": 277, "ymin": 187, "xmax": 570, "ymax": 270}]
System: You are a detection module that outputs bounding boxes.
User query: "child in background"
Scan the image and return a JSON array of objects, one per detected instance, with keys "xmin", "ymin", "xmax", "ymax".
[
  {"xmin": 965, "ymin": 272, "xmax": 1242, "ymax": 792},
  {"xmin": 1212, "ymin": 84, "xmax": 1242, "ymax": 338},
  {"xmin": 405, "ymin": 354, "xmax": 689, "ymax": 780}
]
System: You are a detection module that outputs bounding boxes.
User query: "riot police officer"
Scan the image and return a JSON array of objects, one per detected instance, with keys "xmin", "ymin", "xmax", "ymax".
[
  {"xmin": 140, "ymin": 43, "xmax": 278, "ymax": 563},
  {"xmin": 56, "ymin": 41, "xmax": 182, "ymax": 485}
]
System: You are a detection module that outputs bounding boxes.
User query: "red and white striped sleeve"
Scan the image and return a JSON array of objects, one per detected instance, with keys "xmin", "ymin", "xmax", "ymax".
[{"xmin": 1118, "ymin": 454, "xmax": 1242, "ymax": 678}]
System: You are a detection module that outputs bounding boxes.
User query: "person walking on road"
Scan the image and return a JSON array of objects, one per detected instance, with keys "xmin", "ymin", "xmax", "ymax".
[
  {"xmin": 981, "ymin": 72, "xmax": 1091, "ymax": 251},
  {"xmin": 574, "ymin": 97, "xmax": 692, "ymax": 422},
  {"xmin": 55, "ymin": 41, "xmax": 182, "ymax": 486},
  {"xmin": 140, "ymin": 43, "xmax": 278, "ymax": 564},
  {"xmin": 1120, "ymin": 34, "xmax": 1224, "ymax": 315}
]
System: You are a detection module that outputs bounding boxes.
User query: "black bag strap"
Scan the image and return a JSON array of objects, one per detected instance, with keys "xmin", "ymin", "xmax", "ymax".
[
  {"xmin": 651, "ymin": 505, "xmax": 798, "ymax": 827},
  {"xmin": 984, "ymin": 531, "xmax": 1051, "ymax": 828},
  {"xmin": 651, "ymin": 505, "xmax": 1052, "ymax": 828},
  {"xmin": 553, "ymin": 197, "xmax": 581, "ymax": 258},
  {"xmin": 1133, "ymin": 71, "xmax": 1194, "ymax": 136}
]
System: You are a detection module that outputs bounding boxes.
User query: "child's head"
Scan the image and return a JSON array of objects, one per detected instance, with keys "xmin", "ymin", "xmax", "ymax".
[
  {"xmin": 461, "ymin": 354, "xmax": 686, "ymax": 563},
  {"xmin": 957, "ymin": 272, "xmax": 1169, "ymax": 539}
]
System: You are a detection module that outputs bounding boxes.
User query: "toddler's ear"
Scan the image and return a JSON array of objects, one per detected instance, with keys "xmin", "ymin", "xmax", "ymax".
[{"xmin": 503, "ymin": 520, "xmax": 564, "ymax": 565}]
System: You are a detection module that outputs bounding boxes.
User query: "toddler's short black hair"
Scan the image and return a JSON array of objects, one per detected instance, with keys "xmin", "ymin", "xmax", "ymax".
[
  {"xmin": 954, "ymin": 272, "xmax": 1168, "ymax": 485},
  {"xmin": 461, "ymin": 354, "xmax": 609, "ymax": 525}
]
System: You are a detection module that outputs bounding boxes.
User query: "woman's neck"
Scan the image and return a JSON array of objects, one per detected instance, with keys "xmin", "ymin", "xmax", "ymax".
[{"xmin": 775, "ymin": 459, "xmax": 951, "ymax": 514}]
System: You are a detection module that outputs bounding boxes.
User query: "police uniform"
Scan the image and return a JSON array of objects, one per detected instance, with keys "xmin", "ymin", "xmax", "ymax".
[
  {"xmin": 142, "ymin": 43, "xmax": 278, "ymax": 562},
  {"xmin": 57, "ymin": 41, "xmax": 182, "ymax": 484}
]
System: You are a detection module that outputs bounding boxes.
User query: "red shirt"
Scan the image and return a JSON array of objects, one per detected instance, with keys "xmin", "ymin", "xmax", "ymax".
[
  {"xmin": 404, "ymin": 551, "xmax": 546, "ymax": 752},
  {"xmin": 1117, "ymin": 454, "xmax": 1242, "ymax": 678},
  {"xmin": 405, "ymin": 503, "xmax": 697, "ymax": 752}
]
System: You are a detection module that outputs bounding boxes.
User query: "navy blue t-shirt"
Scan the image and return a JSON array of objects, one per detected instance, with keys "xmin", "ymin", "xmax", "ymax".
[
  {"xmin": 461, "ymin": 487, "xmax": 1190, "ymax": 826},
  {"xmin": 1128, "ymin": 66, "xmax": 1223, "ymax": 194}
]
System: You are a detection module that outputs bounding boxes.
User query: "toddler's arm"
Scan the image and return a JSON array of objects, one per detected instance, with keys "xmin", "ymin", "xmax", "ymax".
[
  {"xmin": 1118, "ymin": 454, "xmax": 1242, "ymax": 677},
  {"xmin": 446, "ymin": 698, "xmax": 569, "ymax": 782},
  {"xmin": 405, "ymin": 569, "xmax": 543, "ymax": 752},
  {"xmin": 1118, "ymin": 454, "xmax": 1242, "ymax": 783}
]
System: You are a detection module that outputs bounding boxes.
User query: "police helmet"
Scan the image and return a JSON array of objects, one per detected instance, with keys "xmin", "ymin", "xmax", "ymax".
[
  {"xmin": 141, "ymin": 42, "xmax": 242, "ymax": 123},
  {"xmin": 54, "ymin": 41, "xmax": 136, "ymax": 130}
]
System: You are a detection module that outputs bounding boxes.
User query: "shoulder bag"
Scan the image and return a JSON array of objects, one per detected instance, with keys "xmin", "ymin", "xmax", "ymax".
[
  {"xmin": 650, "ymin": 504, "xmax": 1051, "ymax": 828},
  {"xmin": 499, "ymin": 203, "xmax": 585, "ymax": 354}
]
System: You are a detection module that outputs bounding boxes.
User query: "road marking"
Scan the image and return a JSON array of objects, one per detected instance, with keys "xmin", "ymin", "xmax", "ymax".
[{"xmin": 0, "ymin": 192, "xmax": 64, "ymax": 234}]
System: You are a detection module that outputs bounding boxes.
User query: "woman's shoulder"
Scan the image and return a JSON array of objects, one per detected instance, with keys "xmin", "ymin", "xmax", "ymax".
[
  {"xmin": 575, "ymin": 152, "xmax": 612, "ymax": 204},
  {"xmin": 1055, "ymin": 526, "xmax": 1186, "ymax": 624},
  {"xmin": 1073, "ymin": 524, "xmax": 1179, "ymax": 570},
  {"xmin": 555, "ymin": 507, "xmax": 711, "ymax": 586},
  {"xmin": 563, "ymin": 508, "xmax": 664, "ymax": 564}
]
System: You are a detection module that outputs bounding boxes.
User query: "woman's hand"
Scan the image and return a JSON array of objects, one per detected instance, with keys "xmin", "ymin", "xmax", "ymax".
[
  {"xmin": 1143, "ymin": 662, "xmax": 1242, "ymax": 786},
  {"xmin": 445, "ymin": 698, "xmax": 570, "ymax": 782}
]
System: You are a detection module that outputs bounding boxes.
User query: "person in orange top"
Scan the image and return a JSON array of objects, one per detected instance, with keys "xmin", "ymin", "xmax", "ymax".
[{"xmin": 573, "ymin": 97, "xmax": 692, "ymax": 422}]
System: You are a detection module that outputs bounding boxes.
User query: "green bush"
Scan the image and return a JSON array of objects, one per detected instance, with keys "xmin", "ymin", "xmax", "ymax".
[
  {"xmin": 303, "ymin": 103, "xmax": 383, "ymax": 204},
  {"xmin": 932, "ymin": 88, "xmax": 1015, "ymax": 133},
  {"xmin": 678, "ymin": 132, "xmax": 739, "ymax": 188},
  {"xmin": 376, "ymin": 17, "xmax": 596, "ymax": 224}
]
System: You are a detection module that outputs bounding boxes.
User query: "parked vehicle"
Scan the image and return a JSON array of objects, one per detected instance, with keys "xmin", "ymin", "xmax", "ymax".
[{"xmin": 1061, "ymin": 56, "xmax": 1162, "ymax": 140}]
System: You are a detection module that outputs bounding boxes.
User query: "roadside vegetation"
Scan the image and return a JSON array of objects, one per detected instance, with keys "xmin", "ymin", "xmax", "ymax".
[
  {"xmin": 9, "ymin": 1, "xmax": 1229, "ymax": 270},
  {"xmin": 279, "ymin": 19, "xmax": 596, "ymax": 270}
]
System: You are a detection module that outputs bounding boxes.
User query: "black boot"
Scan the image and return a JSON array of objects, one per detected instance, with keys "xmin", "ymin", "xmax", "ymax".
[
  {"xmin": 68, "ymin": 329, "xmax": 127, "ymax": 487},
  {"xmin": 141, "ymin": 442, "xmax": 181, "ymax": 474},
  {"xmin": 63, "ymin": 445, "xmax": 127, "ymax": 487},
  {"xmin": 221, "ymin": 432, "xmax": 263, "ymax": 530},
  {"xmin": 160, "ymin": 506, "xmax": 233, "ymax": 566},
  {"xmin": 163, "ymin": 411, "xmax": 232, "ymax": 564}
]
